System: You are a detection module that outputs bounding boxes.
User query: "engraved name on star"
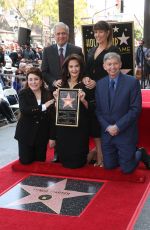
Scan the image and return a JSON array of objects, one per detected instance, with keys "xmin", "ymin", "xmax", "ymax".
[
  {"xmin": 6, "ymin": 179, "xmax": 94, "ymax": 214},
  {"xmin": 61, "ymin": 93, "xmax": 75, "ymax": 108},
  {"xmin": 118, "ymin": 32, "xmax": 130, "ymax": 45}
]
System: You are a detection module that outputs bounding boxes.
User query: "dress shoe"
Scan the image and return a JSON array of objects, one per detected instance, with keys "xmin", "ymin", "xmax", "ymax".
[
  {"xmin": 51, "ymin": 151, "xmax": 60, "ymax": 163},
  {"xmin": 51, "ymin": 157, "xmax": 60, "ymax": 163},
  {"xmin": 140, "ymin": 147, "xmax": 150, "ymax": 169}
]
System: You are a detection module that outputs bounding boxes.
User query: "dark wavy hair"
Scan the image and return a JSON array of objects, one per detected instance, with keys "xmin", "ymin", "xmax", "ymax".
[
  {"xmin": 93, "ymin": 20, "xmax": 113, "ymax": 48},
  {"xmin": 25, "ymin": 67, "xmax": 45, "ymax": 89},
  {"xmin": 61, "ymin": 54, "xmax": 85, "ymax": 86}
]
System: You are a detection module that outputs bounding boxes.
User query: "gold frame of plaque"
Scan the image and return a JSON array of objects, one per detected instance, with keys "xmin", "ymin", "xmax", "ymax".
[{"xmin": 56, "ymin": 88, "xmax": 80, "ymax": 127}]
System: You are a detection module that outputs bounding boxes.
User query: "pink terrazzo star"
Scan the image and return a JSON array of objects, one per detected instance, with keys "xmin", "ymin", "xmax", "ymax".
[
  {"xmin": 61, "ymin": 93, "xmax": 75, "ymax": 108},
  {"xmin": 7, "ymin": 179, "xmax": 94, "ymax": 214}
]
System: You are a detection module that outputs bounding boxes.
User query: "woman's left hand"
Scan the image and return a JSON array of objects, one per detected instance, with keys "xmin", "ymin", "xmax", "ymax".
[
  {"xmin": 85, "ymin": 79, "xmax": 96, "ymax": 89},
  {"xmin": 78, "ymin": 89, "xmax": 88, "ymax": 108},
  {"xmin": 78, "ymin": 89, "xmax": 85, "ymax": 102}
]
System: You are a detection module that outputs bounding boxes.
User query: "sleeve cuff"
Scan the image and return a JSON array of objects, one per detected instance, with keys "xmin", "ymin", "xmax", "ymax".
[
  {"xmin": 42, "ymin": 104, "xmax": 47, "ymax": 111},
  {"xmin": 52, "ymin": 80, "xmax": 56, "ymax": 87}
]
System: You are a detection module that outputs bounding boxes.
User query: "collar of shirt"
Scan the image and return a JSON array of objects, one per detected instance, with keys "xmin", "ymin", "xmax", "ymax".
[
  {"xmin": 57, "ymin": 43, "xmax": 67, "ymax": 56},
  {"xmin": 109, "ymin": 75, "xmax": 119, "ymax": 89}
]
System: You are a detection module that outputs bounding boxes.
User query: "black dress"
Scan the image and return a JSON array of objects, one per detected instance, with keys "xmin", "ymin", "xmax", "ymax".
[
  {"xmin": 86, "ymin": 45, "xmax": 120, "ymax": 81},
  {"xmin": 56, "ymin": 82, "xmax": 92, "ymax": 169},
  {"xmin": 86, "ymin": 45, "xmax": 121, "ymax": 137}
]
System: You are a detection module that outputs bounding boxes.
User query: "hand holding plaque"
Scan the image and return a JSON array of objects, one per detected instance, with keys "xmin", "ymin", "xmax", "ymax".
[{"xmin": 56, "ymin": 88, "xmax": 80, "ymax": 127}]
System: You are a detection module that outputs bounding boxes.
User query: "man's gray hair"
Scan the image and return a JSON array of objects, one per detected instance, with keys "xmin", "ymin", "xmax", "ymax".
[
  {"xmin": 53, "ymin": 22, "xmax": 69, "ymax": 34},
  {"xmin": 103, "ymin": 52, "xmax": 121, "ymax": 63}
]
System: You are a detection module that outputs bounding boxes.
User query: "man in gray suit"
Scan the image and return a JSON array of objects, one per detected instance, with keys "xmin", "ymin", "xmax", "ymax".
[
  {"xmin": 41, "ymin": 22, "xmax": 84, "ymax": 162},
  {"xmin": 41, "ymin": 22, "xmax": 84, "ymax": 92}
]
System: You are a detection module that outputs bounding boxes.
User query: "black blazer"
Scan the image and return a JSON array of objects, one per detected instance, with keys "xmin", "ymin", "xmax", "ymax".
[
  {"xmin": 41, "ymin": 43, "xmax": 84, "ymax": 91},
  {"xmin": 15, "ymin": 88, "xmax": 55, "ymax": 146}
]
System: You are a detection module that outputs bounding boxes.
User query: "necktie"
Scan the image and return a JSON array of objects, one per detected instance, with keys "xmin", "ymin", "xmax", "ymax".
[
  {"xmin": 109, "ymin": 79, "xmax": 115, "ymax": 107},
  {"xmin": 59, "ymin": 47, "xmax": 64, "ymax": 67}
]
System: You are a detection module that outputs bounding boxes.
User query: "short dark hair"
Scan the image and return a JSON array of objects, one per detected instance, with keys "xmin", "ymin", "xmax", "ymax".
[{"xmin": 25, "ymin": 67, "xmax": 45, "ymax": 89}]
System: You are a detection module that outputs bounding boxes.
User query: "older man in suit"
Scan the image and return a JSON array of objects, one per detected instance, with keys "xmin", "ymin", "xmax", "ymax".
[
  {"xmin": 95, "ymin": 52, "xmax": 150, "ymax": 173},
  {"xmin": 41, "ymin": 22, "xmax": 84, "ymax": 92}
]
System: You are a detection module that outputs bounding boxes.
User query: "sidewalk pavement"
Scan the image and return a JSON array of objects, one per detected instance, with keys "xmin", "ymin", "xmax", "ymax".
[{"xmin": 0, "ymin": 123, "xmax": 18, "ymax": 168}]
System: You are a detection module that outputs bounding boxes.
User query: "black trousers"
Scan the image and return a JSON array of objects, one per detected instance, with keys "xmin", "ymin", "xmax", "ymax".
[{"xmin": 18, "ymin": 141, "xmax": 47, "ymax": 164}]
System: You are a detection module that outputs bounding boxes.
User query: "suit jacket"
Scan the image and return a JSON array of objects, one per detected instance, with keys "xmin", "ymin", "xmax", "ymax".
[
  {"xmin": 15, "ymin": 88, "xmax": 55, "ymax": 146},
  {"xmin": 41, "ymin": 43, "xmax": 84, "ymax": 91},
  {"xmin": 95, "ymin": 72, "xmax": 142, "ymax": 144}
]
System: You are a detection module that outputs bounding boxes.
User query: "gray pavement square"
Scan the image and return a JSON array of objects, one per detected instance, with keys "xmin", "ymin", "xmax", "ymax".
[
  {"xmin": 0, "ymin": 123, "xmax": 18, "ymax": 168},
  {"xmin": 134, "ymin": 194, "xmax": 150, "ymax": 230}
]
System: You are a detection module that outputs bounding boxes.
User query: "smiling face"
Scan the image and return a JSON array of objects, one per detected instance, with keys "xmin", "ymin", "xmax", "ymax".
[
  {"xmin": 94, "ymin": 29, "xmax": 109, "ymax": 45},
  {"xmin": 54, "ymin": 26, "xmax": 69, "ymax": 47},
  {"xmin": 103, "ymin": 57, "xmax": 122, "ymax": 79},
  {"xmin": 27, "ymin": 73, "xmax": 42, "ymax": 92},
  {"xmin": 68, "ymin": 59, "xmax": 80, "ymax": 81}
]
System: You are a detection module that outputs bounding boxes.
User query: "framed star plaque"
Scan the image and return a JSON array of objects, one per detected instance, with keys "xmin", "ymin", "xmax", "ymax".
[{"xmin": 56, "ymin": 88, "xmax": 80, "ymax": 127}]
